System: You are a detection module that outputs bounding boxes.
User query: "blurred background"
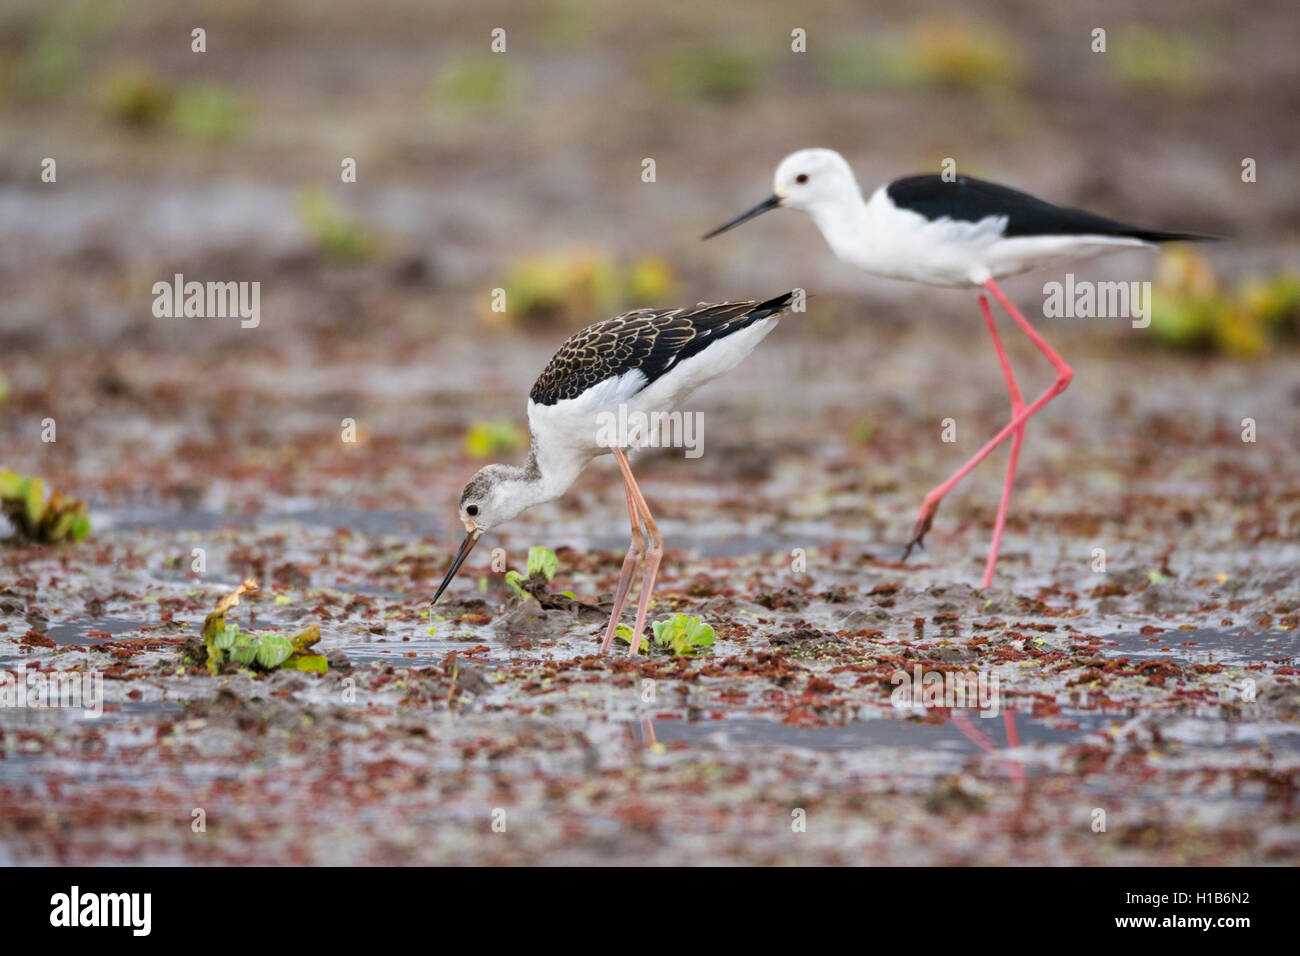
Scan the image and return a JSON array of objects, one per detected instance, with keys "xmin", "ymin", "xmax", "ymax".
[{"xmin": 1, "ymin": 0, "xmax": 1297, "ymax": 562}]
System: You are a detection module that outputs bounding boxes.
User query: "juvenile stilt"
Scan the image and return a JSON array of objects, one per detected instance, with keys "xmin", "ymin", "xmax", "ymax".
[{"xmin": 430, "ymin": 293, "xmax": 798, "ymax": 648}]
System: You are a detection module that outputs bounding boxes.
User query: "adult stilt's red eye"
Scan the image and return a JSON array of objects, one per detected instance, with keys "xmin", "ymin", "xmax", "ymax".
[{"xmin": 795, "ymin": 173, "xmax": 809, "ymax": 184}]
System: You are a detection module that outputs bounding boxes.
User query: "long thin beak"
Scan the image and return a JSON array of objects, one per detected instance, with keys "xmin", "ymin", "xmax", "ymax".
[
  {"xmin": 431, "ymin": 531, "xmax": 480, "ymax": 606},
  {"xmin": 701, "ymin": 194, "xmax": 781, "ymax": 240}
]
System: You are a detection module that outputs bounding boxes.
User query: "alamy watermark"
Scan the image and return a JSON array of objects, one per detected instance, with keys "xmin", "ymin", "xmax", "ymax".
[
  {"xmin": 49, "ymin": 886, "xmax": 151, "ymax": 936},
  {"xmin": 595, "ymin": 404, "xmax": 704, "ymax": 458},
  {"xmin": 1042, "ymin": 273, "xmax": 1151, "ymax": 328},
  {"xmin": 1, "ymin": 664, "xmax": 104, "ymax": 718},
  {"xmin": 890, "ymin": 664, "xmax": 1000, "ymax": 717},
  {"xmin": 152, "ymin": 273, "xmax": 260, "ymax": 328}
]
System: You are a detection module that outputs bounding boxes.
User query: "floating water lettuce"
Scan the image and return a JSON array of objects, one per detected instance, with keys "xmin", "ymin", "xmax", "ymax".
[
  {"xmin": 652, "ymin": 614, "xmax": 716, "ymax": 655},
  {"xmin": 616, "ymin": 613, "xmax": 716, "ymax": 656},
  {"xmin": 0, "ymin": 471, "xmax": 91, "ymax": 545},
  {"xmin": 200, "ymin": 578, "xmax": 327, "ymax": 676}
]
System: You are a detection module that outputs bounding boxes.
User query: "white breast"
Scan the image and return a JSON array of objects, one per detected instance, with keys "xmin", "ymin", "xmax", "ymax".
[{"xmin": 843, "ymin": 188, "xmax": 1008, "ymax": 287}]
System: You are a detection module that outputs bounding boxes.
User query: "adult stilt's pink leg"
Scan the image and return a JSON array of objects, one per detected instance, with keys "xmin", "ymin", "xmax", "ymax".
[
  {"xmin": 951, "ymin": 710, "xmax": 1024, "ymax": 781},
  {"xmin": 598, "ymin": 453, "xmax": 646, "ymax": 654},
  {"xmin": 1003, "ymin": 709, "xmax": 1024, "ymax": 780},
  {"xmin": 903, "ymin": 279, "xmax": 1073, "ymax": 573},
  {"xmin": 979, "ymin": 293, "xmax": 1026, "ymax": 588},
  {"xmin": 950, "ymin": 711, "xmax": 997, "ymax": 752},
  {"xmin": 1004, "ymin": 709, "xmax": 1020, "ymax": 749},
  {"xmin": 613, "ymin": 450, "xmax": 663, "ymax": 658}
]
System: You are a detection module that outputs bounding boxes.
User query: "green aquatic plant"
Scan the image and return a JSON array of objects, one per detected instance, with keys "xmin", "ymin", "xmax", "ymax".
[
  {"xmin": 817, "ymin": 39, "xmax": 920, "ymax": 92},
  {"xmin": 18, "ymin": 1, "xmax": 121, "ymax": 100},
  {"xmin": 909, "ymin": 19, "xmax": 1020, "ymax": 92},
  {"xmin": 465, "ymin": 420, "xmax": 527, "ymax": 459},
  {"xmin": 168, "ymin": 84, "xmax": 247, "ymax": 142},
  {"xmin": 493, "ymin": 251, "xmax": 676, "ymax": 325},
  {"xmin": 200, "ymin": 579, "xmax": 328, "ymax": 676},
  {"xmin": 0, "ymin": 472, "xmax": 91, "ymax": 545},
  {"xmin": 506, "ymin": 546, "xmax": 559, "ymax": 598},
  {"xmin": 23, "ymin": 25, "xmax": 80, "ymax": 98},
  {"xmin": 98, "ymin": 63, "xmax": 171, "ymax": 127},
  {"xmin": 1110, "ymin": 28, "xmax": 1203, "ymax": 95},
  {"xmin": 649, "ymin": 46, "xmax": 763, "ymax": 102},
  {"xmin": 652, "ymin": 614, "xmax": 716, "ymax": 655},
  {"xmin": 296, "ymin": 188, "xmax": 383, "ymax": 261},
  {"xmin": 432, "ymin": 57, "xmax": 519, "ymax": 113},
  {"xmin": 97, "ymin": 64, "xmax": 248, "ymax": 141},
  {"xmin": 818, "ymin": 22, "xmax": 1019, "ymax": 94},
  {"xmin": 1148, "ymin": 248, "xmax": 1300, "ymax": 356},
  {"xmin": 616, "ymin": 613, "xmax": 716, "ymax": 656}
]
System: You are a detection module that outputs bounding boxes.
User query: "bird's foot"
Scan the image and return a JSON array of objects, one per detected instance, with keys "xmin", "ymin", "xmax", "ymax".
[{"xmin": 901, "ymin": 506, "xmax": 937, "ymax": 562}]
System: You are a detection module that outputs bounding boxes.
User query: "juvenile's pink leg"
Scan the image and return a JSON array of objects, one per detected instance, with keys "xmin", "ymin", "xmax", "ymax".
[
  {"xmin": 903, "ymin": 279, "xmax": 1073, "ymax": 571},
  {"xmin": 598, "ymin": 453, "xmax": 646, "ymax": 654},
  {"xmin": 979, "ymin": 293, "xmax": 1026, "ymax": 588},
  {"xmin": 613, "ymin": 451, "xmax": 663, "ymax": 658}
]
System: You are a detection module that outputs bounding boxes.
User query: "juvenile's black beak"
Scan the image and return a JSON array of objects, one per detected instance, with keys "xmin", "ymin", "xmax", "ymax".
[
  {"xmin": 431, "ymin": 531, "xmax": 480, "ymax": 606},
  {"xmin": 702, "ymin": 194, "xmax": 781, "ymax": 240}
]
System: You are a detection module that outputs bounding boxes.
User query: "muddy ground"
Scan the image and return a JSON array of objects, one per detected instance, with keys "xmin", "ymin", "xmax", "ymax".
[{"xmin": 1, "ymin": 0, "xmax": 1298, "ymax": 864}]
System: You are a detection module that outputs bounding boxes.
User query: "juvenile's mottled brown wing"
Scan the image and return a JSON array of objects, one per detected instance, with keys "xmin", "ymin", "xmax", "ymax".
[{"xmin": 528, "ymin": 292, "xmax": 794, "ymax": 406}]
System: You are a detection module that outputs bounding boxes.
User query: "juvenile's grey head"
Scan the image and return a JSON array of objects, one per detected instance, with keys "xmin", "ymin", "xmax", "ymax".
[
  {"xmin": 457, "ymin": 462, "xmax": 538, "ymax": 533},
  {"xmin": 431, "ymin": 458, "xmax": 542, "ymax": 607},
  {"xmin": 702, "ymin": 148, "xmax": 861, "ymax": 240}
]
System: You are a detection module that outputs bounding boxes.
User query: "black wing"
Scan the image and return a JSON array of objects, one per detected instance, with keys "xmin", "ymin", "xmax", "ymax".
[
  {"xmin": 886, "ymin": 174, "xmax": 1215, "ymax": 242},
  {"xmin": 528, "ymin": 291, "xmax": 795, "ymax": 406}
]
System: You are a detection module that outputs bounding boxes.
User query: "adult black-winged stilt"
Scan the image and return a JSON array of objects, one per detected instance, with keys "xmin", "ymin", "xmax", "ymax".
[
  {"xmin": 703, "ymin": 148, "xmax": 1216, "ymax": 587},
  {"xmin": 432, "ymin": 291, "xmax": 797, "ymax": 655}
]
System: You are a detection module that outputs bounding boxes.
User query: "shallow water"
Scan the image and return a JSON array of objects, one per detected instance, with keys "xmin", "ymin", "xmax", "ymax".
[
  {"xmin": 1100, "ymin": 626, "xmax": 1300, "ymax": 666},
  {"xmin": 44, "ymin": 616, "xmax": 144, "ymax": 647},
  {"xmin": 92, "ymin": 504, "xmax": 872, "ymax": 559}
]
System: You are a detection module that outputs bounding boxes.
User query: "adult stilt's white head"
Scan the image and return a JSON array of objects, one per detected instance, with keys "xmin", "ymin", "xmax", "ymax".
[{"xmin": 702, "ymin": 148, "xmax": 862, "ymax": 239}]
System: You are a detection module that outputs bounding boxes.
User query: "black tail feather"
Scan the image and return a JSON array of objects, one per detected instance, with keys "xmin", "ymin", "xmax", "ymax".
[
  {"xmin": 748, "ymin": 290, "xmax": 801, "ymax": 319},
  {"xmin": 1128, "ymin": 227, "xmax": 1223, "ymax": 243}
]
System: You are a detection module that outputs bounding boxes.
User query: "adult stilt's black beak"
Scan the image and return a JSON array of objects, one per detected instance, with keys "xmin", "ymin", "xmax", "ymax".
[
  {"xmin": 701, "ymin": 194, "xmax": 781, "ymax": 240},
  {"xmin": 431, "ymin": 531, "xmax": 480, "ymax": 607}
]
